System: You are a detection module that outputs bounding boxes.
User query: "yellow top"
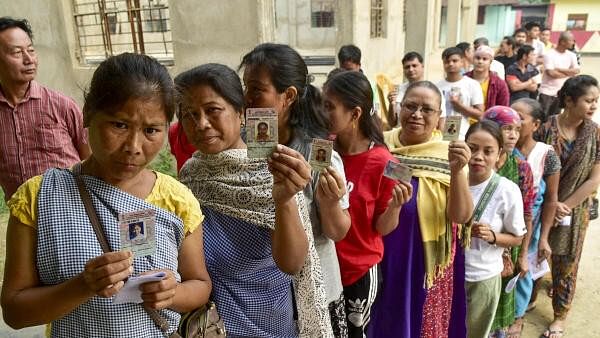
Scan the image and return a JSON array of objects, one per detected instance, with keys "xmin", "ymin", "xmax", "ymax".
[
  {"xmin": 7, "ymin": 171, "xmax": 203, "ymax": 235},
  {"xmin": 480, "ymin": 78, "xmax": 490, "ymax": 109}
]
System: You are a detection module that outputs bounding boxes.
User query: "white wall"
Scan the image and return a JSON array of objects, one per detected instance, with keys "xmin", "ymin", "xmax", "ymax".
[
  {"xmin": 275, "ymin": 0, "xmax": 337, "ymax": 50},
  {"xmin": 170, "ymin": 0, "xmax": 267, "ymax": 74},
  {"xmin": 1, "ymin": 1, "xmax": 94, "ymax": 104},
  {"xmin": 335, "ymin": 0, "xmax": 405, "ymax": 82}
]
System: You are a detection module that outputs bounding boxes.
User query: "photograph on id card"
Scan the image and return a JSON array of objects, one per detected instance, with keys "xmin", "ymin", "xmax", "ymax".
[
  {"xmin": 309, "ymin": 138, "xmax": 333, "ymax": 172},
  {"xmin": 383, "ymin": 160, "xmax": 412, "ymax": 182},
  {"xmin": 119, "ymin": 209, "xmax": 156, "ymax": 257},
  {"xmin": 443, "ymin": 115, "xmax": 462, "ymax": 141},
  {"xmin": 246, "ymin": 108, "xmax": 278, "ymax": 158}
]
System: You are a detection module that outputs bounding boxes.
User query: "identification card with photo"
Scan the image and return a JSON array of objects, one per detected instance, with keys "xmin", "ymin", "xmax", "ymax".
[
  {"xmin": 527, "ymin": 251, "xmax": 551, "ymax": 281},
  {"xmin": 309, "ymin": 138, "xmax": 333, "ymax": 172},
  {"xmin": 118, "ymin": 209, "xmax": 156, "ymax": 257},
  {"xmin": 383, "ymin": 160, "xmax": 413, "ymax": 182},
  {"xmin": 443, "ymin": 115, "xmax": 462, "ymax": 141},
  {"xmin": 246, "ymin": 108, "xmax": 278, "ymax": 158}
]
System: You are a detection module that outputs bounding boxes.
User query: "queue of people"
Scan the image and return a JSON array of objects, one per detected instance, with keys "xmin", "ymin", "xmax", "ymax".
[{"xmin": 1, "ymin": 15, "xmax": 599, "ymax": 338}]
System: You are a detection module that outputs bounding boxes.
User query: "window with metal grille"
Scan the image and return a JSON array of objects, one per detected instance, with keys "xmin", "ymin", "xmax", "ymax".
[
  {"xmin": 370, "ymin": 0, "xmax": 386, "ymax": 38},
  {"xmin": 311, "ymin": 0, "xmax": 335, "ymax": 28},
  {"xmin": 71, "ymin": 0, "xmax": 173, "ymax": 65}
]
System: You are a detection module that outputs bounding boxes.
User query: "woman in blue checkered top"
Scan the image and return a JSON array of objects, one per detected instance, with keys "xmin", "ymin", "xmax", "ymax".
[
  {"xmin": 1, "ymin": 53, "xmax": 212, "ymax": 337},
  {"xmin": 178, "ymin": 63, "xmax": 333, "ymax": 337}
]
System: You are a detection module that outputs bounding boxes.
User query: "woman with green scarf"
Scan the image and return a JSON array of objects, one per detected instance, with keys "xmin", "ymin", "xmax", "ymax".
[
  {"xmin": 483, "ymin": 105, "xmax": 535, "ymax": 338},
  {"xmin": 368, "ymin": 81, "xmax": 473, "ymax": 338}
]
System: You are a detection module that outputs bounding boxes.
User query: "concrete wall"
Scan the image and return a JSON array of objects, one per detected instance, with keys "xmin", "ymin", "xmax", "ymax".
[
  {"xmin": 1, "ymin": 0, "xmax": 274, "ymax": 104},
  {"xmin": 405, "ymin": 0, "xmax": 444, "ymax": 82},
  {"xmin": 550, "ymin": 0, "xmax": 600, "ymax": 54},
  {"xmin": 445, "ymin": 0, "xmax": 479, "ymax": 47},
  {"xmin": 1, "ymin": 1, "xmax": 94, "ymax": 104},
  {"xmin": 275, "ymin": 0, "xmax": 337, "ymax": 50},
  {"xmin": 170, "ymin": 0, "xmax": 268, "ymax": 74},
  {"xmin": 459, "ymin": 0, "xmax": 478, "ymax": 44},
  {"xmin": 551, "ymin": 0, "xmax": 600, "ymax": 31},
  {"xmin": 1, "ymin": 0, "xmax": 462, "ymax": 103},
  {"xmin": 336, "ymin": 0, "xmax": 406, "ymax": 82}
]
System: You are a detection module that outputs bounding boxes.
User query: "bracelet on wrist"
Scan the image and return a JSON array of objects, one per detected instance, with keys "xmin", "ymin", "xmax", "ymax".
[{"xmin": 489, "ymin": 230, "xmax": 497, "ymax": 245}]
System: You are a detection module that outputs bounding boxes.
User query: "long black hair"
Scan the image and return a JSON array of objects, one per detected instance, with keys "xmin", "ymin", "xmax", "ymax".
[
  {"xmin": 324, "ymin": 71, "xmax": 384, "ymax": 145},
  {"xmin": 558, "ymin": 74, "xmax": 599, "ymax": 109},
  {"xmin": 239, "ymin": 43, "xmax": 328, "ymax": 140}
]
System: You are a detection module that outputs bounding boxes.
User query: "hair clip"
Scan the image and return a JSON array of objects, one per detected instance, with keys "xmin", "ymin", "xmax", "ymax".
[
  {"xmin": 370, "ymin": 104, "xmax": 378, "ymax": 116},
  {"xmin": 306, "ymin": 73, "xmax": 315, "ymax": 85}
]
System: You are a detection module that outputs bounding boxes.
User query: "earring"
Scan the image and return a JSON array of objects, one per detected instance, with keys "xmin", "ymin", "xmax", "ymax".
[
  {"xmin": 352, "ymin": 120, "xmax": 356, "ymax": 130},
  {"xmin": 239, "ymin": 113, "xmax": 245, "ymax": 127}
]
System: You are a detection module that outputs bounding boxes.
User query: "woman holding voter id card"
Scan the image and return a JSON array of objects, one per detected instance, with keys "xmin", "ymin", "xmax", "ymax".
[
  {"xmin": 241, "ymin": 43, "xmax": 352, "ymax": 337},
  {"xmin": 176, "ymin": 63, "xmax": 332, "ymax": 338},
  {"xmin": 463, "ymin": 120, "xmax": 526, "ymax": 338},
  {"xmin": 369, "ymin": 81, "xmax": 474, "ymax": 338},
  {"xmin": 534, "ymin": 75, "xmax": 600, "ymax": 338},
  {"xmin": 1, "ymin": 53, "xmax": 211, "ymax": 337},
  {"xmin": 323, "ymin": 70, "xmax": 412, "ymax": 337},
  {"xmin": 482, "ymin": 105, "xmax": 535, "ymax": 337}
]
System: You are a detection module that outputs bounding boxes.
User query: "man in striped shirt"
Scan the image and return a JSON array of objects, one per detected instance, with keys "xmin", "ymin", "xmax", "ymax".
[{"xmin": 0, "ymin": 17, "xmax": 90, "ymax": 200}]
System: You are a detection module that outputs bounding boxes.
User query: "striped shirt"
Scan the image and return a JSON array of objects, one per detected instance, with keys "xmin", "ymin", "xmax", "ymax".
[{"xmin": 0, "ymin": 81, "xmax": 87, "ymax": 200}]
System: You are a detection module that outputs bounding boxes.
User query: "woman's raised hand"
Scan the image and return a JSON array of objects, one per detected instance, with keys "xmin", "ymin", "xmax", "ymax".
[
  {"xmin": 448, "ymin": 140, "xmax": 471, "ymax": 173},
  {"xmin": 316, "ymin": 167, "xmax": 346, "ymax": 206},
  {"xmin": 268, "ymin": 145, "xmax": 312, "ymax": 204}
]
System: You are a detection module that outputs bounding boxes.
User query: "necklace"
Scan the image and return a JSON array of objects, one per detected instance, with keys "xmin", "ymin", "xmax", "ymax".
[{"xmin": 557, "ymin": 113, "xmax": 579, "ymax": 142}]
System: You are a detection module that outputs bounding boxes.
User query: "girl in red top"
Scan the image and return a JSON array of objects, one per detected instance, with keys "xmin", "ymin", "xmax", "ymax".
[
  {"xmin": 323, "ymin": 70, "xmax": 413, "ymax": 338},
  {"xmin": 168, "ymin": 121, "xmax": 196, "ymax": 172}
]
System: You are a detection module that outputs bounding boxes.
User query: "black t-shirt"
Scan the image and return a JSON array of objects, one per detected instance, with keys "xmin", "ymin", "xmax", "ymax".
[{"xmin": 495, "ymin": 55, "xmax": 517, "ymax": 73}]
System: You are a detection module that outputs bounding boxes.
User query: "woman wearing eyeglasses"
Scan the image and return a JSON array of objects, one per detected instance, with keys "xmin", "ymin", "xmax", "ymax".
[{"xmin": 368, "ymin": 81, "xmax": 474, "ymax": 338}]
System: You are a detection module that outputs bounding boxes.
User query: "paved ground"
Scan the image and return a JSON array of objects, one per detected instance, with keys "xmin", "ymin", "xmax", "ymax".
[{"xmin": 1, "ymin": 56, "xmax": 600, "ymax": 338}]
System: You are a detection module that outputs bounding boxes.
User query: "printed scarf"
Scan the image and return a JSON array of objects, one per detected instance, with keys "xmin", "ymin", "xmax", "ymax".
[{"xmin": 180, "ymin": 148, "xmax": 332, "ymax": 338}]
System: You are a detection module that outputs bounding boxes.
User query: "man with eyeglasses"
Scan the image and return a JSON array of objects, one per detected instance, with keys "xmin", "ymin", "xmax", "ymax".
[{"xmin": 437, "ymin": 47, "xmax": 484, "ymax": 140}]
